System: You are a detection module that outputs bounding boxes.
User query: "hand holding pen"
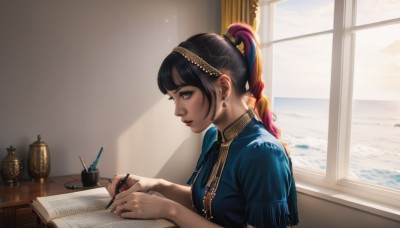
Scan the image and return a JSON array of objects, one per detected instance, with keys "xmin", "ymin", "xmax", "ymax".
[{"xmin": 106, "ymin": 173, "xmax": 130, "ymax": 209}]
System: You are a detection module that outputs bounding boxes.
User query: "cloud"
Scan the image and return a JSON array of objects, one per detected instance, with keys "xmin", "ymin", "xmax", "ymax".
[
  {"xmin": 382, "ymin": 40, "xmax": 400, "ymax": 57},
  {"xmin": 357, "ymin": 0, "xmax": 400, "ymax": 25},
  {"xmin": 274, "ymin": 0, "xmax": 334, "ymax": 39},
  {"xmin": 262, "ymin": 0, "xmax": 400, "ymax": 100}
]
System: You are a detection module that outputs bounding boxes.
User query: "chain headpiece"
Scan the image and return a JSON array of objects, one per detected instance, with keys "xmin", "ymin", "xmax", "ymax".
[{"xmin": 172, "ymin": 46, "xmax": 223, "ymax": 77}]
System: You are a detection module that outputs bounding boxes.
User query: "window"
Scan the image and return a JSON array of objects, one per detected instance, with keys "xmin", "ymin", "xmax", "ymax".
[{"xmin": 259, "ymin": 0, "xmax": 400, "ymax": 207}]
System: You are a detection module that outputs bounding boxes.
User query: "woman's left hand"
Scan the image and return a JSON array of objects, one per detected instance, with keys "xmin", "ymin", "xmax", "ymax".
[{"xmin": 112, "ymin": 191, "xmax": 171, "ymax": 219}]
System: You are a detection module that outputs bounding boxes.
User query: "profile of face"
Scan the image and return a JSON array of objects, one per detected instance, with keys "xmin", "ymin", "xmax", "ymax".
[
  {"xmin": 158, "ymin": 33, "xmax": 242, "ymax": 133},
  {"xmin": 167, "ymin": 69, "xmax": 214, "ymax": 133}
]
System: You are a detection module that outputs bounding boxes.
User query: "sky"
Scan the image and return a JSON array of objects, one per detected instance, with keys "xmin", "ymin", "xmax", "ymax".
[{"xmin": 261, "ymin": 0, "xmax": 400, "ymax": 100}]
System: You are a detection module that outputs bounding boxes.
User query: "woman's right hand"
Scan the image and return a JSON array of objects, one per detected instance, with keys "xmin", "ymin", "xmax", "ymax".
[{"xmin": 107, "ymin": 174, "xmax": 159, "ymax": 197}]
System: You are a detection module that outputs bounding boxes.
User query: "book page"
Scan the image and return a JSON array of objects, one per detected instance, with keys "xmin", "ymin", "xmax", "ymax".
[
  {"xmin": 32, "ymin": 187, "xmax": 111, "ymax": 222},
  {"xmin": 52, "ymin": 210, "xmax": 176, "ymax": 228}
]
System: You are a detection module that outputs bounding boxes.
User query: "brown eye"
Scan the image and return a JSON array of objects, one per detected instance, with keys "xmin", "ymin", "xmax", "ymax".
[{"xmin": 180, "ymin": 91, "xmax": 193, "ymax": 100}]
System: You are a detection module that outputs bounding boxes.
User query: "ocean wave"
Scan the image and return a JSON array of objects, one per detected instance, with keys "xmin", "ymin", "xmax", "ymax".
[
  {"xmin": 283, "ymin": 134, "xmax": 400, "ymax": 159},
  {"xmin": 295, "ymin": 144, "xmax": 310, "ymax": 149},
  {"xmin": 282, "ymin": 134, "xmax": 327, "ymax": 153},
  {"xmin": 274, "ymin": 98, "xmax": 400, "ymax": 189},
  {"xmin": 350, "ymin": 168, "xmax": 400, "ymax": 190}
]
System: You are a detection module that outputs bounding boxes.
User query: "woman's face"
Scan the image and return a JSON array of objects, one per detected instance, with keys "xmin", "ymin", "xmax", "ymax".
[
  {"xmin": 167, "ymin": 85, "xmax": 212, "ymax": 133},
  {"xmin": 166, "ymin": 69, "xmax": 213, "ymax": 133}
]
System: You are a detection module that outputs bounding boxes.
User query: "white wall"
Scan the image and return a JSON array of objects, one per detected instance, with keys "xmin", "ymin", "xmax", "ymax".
[
  {"xmin": 0, "ymin": 0, "xmax": 220, "ymax": 184},
  {"xmin": 296, "ymin": 193, "xmax": 399, "ymax": 228}
]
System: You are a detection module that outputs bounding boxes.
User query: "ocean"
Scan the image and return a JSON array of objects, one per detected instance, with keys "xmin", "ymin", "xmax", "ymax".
[{"xmin": 273, "ymin": 97, "xmax": 400, "ymax": 190}]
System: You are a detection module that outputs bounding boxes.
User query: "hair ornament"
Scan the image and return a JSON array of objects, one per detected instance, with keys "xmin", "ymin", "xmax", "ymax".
[{"xmin": 172, "ymin": 46, "xmax": 223, "ymax": 77}]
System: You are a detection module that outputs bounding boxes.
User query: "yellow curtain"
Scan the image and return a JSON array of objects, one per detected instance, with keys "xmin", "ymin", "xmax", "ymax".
[{"xmin": 221, "ymin": 0, "xmax": 259, "ymax": 34}]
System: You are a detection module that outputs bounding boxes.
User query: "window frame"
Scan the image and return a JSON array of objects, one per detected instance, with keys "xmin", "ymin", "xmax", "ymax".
[{"xmin": 259, "ymin": 0, "xmax": 400, "ymax": 210}]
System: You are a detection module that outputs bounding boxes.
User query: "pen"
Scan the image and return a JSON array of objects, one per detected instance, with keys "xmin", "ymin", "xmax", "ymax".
[
  {"xmin": 105, "ymin": 173, "xmax": 130, "ymax": 209},
  {"xmin": 90, "ymin": 146, "xmax": 103, "ymax": 172},
  {"xmin": 79, "ymin": 156, "xmax": 88, "ymax": 172}
]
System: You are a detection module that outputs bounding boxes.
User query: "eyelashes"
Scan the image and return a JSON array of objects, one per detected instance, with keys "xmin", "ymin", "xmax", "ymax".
[
  {"xmin": 180, "ymin": 91, "xmax": 193, "ymax": 99},
  {"xmin": 168, "ymin": 90, "xmax": 193, "ymax": 101}
]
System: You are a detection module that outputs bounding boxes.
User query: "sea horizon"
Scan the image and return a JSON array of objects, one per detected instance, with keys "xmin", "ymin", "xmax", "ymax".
[{"xmin": 273, "ymin": 97, "xmax": 400, "ymax": 190}]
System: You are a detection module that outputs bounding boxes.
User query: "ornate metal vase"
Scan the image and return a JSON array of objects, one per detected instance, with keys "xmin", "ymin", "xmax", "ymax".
[
  {"xmin": 28, "ymin": 135, "xmax": 50, "ymax": 182},
  {"xmin": 1, "ymin": 145, "xmax": 24, "ymax": 185}
]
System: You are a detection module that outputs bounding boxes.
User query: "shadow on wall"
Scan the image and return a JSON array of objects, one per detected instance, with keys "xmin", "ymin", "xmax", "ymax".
[
  {"xmin": 156, "ymin": 135, "xmax": 202, "ymax": 185},
  {"xmin": 115, "ymin": 97, "xmax": 202, "ymax": 183}
]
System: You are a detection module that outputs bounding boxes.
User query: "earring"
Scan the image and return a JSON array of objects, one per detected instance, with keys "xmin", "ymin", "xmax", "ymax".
[{"xmin": 222, "ymin": 96, "xmax": 227, "ymax": 108}]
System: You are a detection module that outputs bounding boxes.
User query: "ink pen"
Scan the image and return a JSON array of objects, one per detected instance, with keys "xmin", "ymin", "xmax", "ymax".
[
  {"xmin": 79, "ymin": 156, "xmax": 88, "ymax": 172},
  {"xmin": 105, "ymin": 173, "xmax": 130, "ymax": 209},
  {"xmin": 89, "ymin": 146, "xmax": 103, "ymax": 172}
]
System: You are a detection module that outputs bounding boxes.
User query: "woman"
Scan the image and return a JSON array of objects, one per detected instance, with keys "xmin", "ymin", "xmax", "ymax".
[{"xmin": 107, "ymin": 23, "xmax": 299, "ymax": 228}]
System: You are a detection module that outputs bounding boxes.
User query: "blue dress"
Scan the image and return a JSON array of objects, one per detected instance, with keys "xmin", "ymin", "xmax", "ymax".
[{"xmin": 188, "ymin": 110, "xmax": 298, "ymax": 228}]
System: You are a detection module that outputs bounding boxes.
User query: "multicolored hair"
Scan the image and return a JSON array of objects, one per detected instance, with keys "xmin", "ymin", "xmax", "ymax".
[
  {"xmin": 158, "ymin": 22, "xmax": 282, "ymax": 140},
  {"xmin": 225, "ymin": 23, "xmax": 281, "ymax": 139}
]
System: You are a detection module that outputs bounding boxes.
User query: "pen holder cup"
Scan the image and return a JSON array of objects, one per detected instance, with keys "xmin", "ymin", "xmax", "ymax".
[{"xmin": 81, "ymin": 169, "xmax": 99, "ymax": 187}]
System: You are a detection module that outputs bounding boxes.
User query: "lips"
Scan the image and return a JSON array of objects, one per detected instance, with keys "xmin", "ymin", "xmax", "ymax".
[{"xmin": 182, "ymin": 120, "xmax": 192, "ymax": 126}]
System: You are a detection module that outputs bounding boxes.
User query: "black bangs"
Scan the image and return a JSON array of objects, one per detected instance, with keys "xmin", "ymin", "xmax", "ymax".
[
  {"xmin": 157, "ymin": 52, "xmax": 179, "ymax": 94},
  {"xmin": 158, "ymin": 51, "xmax": 211, "ymax": 94},
  {"xmin": 157, "ymin": 50, "xmax": 217, "ymax": 118}
]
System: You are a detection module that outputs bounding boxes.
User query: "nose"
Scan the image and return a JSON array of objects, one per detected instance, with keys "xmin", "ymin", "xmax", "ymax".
[{"xmin": 174, "ymin": 101, "xmax": 185, "ymax": 117}]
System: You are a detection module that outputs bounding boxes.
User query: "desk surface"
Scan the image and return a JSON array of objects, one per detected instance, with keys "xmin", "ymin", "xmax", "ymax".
[{"xmin": 0, "ymin": 175, "xmax": 110, "ymax": 208}]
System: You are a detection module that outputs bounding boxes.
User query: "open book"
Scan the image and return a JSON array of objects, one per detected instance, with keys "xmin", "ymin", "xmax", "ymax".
[{"xmin": 31, "ymin": 187, "xmax": 176, "ymax": 228}]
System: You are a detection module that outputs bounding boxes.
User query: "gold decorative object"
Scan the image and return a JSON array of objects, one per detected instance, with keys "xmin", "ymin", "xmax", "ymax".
[
  {"xmin": 28, "ymin": 135, "xmax": 50, "ymax": 182},
  {"xmin": 1, "ymin": 145, "xmax": 24, "ymax": 186}
]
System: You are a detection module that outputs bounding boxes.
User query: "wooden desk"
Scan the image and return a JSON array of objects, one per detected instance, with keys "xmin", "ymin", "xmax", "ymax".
[{"xmin": 0, "ymin": 175, "xmax": 110, "ymax": 228}]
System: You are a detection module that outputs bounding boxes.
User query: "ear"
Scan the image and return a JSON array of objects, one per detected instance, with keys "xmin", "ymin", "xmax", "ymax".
[{"xmin": 218, "ymin": 74, "xmax": 231, "ymax": 97}]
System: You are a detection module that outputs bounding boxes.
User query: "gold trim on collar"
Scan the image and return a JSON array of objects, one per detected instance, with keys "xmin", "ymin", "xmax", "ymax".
[{"xmin": 221, "ymin": 109, "xmax": 255, "ymax": 142}]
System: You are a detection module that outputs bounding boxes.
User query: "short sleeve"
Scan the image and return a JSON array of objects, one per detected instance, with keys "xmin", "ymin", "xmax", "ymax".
[{"xmin": 238, "ymin": 142, "xmax": 292, "ymax": 228}]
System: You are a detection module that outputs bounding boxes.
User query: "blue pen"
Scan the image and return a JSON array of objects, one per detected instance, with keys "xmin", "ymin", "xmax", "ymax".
[{"xmin": 90, "ymin": 146, "xmax": 103, "ymax": 172}]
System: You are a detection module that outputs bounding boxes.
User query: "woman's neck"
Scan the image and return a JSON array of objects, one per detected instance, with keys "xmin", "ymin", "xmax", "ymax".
[{"xmin": 213, "ymin": 97, "xmax": 248, "ymax": 133}]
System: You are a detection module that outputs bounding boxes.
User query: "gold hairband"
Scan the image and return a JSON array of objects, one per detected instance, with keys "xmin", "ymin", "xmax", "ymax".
[{"xmin": 172, "ymin": 46, "xmax": 223, "ymax": 77}]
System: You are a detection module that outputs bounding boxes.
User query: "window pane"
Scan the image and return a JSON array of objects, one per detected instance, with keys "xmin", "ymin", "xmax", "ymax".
[
  {"xmin": 272, "ymin": 35, "xmax": 332, "ymax": 173},
  {"xmin": 274, "ymin": 0, "xmax": 334, "ymax": 40},
  {"xmin": 350, "ymin": 24, "xmax": 400, "ymax": 190},
  {"xmin": 356, "ymin": 0, "xmax": 400, "ymax": 26}
]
